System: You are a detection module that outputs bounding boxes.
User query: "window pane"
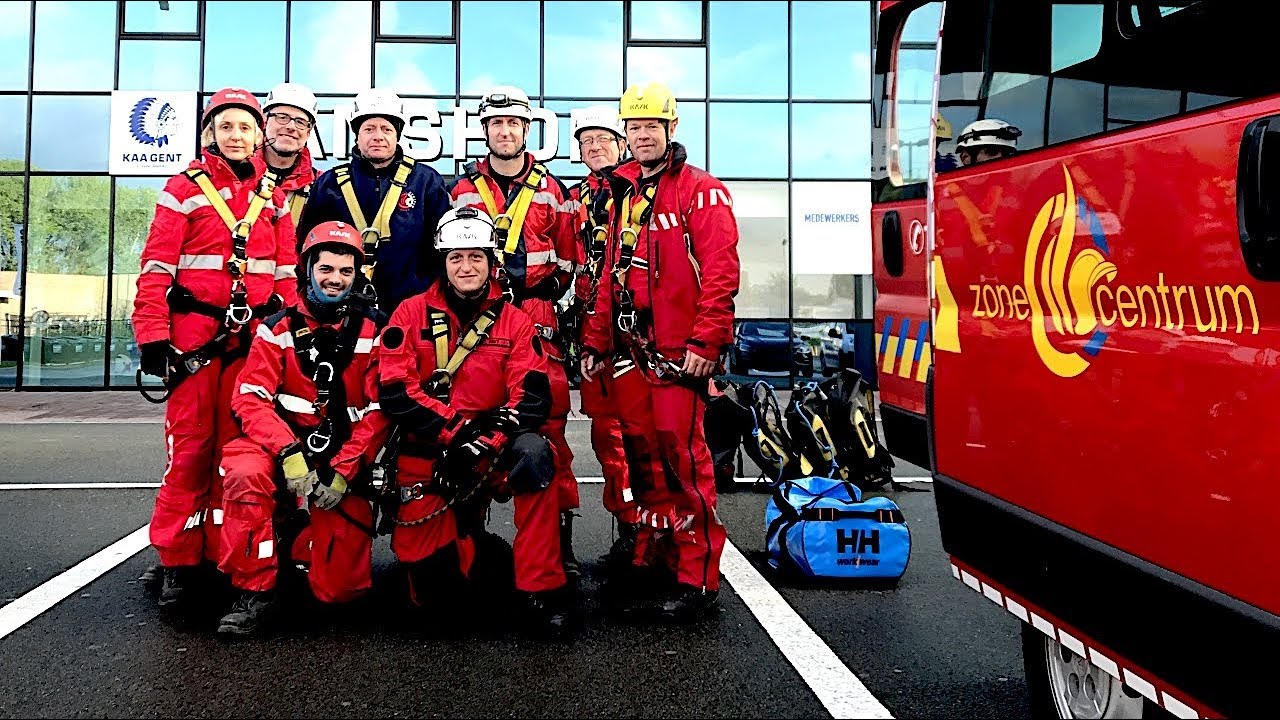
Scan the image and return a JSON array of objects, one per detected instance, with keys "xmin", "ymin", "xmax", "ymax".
[
  {"xmin": 627, "ymin": 46, "xmax": 706, "ymax": 99},
  {"xmin": 109, "ymin": 177, "xmax": 163, "ymax": 387},
  {"xmin": 710, "ymin": 102, "xmax": 785, "ymax": 178},
  {"xmin": 291, "ymin": 2, "xmax": 372, "ymax": 93},
  {"xmin": 123, "ymin": 0, "xmax": 198, "ymax": 33},
  {"xmin": 118, "ymin": 40, "xmax": 200, "ymax": 91},
  {"xmin": 205, "ymin": 1, "xmax": 286, "ymax": 92},
  {"xmin": 673, "ymin": 101, "xmax": 706, "ymax": 168},
  {"xmin": 791, "ymin": 180, "xmax": 871, "ymax": 320},
  {"xmin": 0, "ymin": 1, "xmax": 32, "ymax": 90},
  {"xmin": 726, "ymin": 181, "xmax": 787, "ymax": 319},
  {"xmin": 460, "ymin": 1, "xmax": 538, "ymax": 95},
  {"xmin": 376, "ymin": 42, "xmax": 456, "ymax": 95},
  {"xmin": 709, "ymin": 1, "xmax": 786, "ymax": 99},
  {"xmin": 901, "ymin": 2, "xmax": 942, "ymax": 43},
  {"xmin": 792, "ymin": 104, "xmax": 870, "ymax": 179},
  {"xmin": 545, "ymin": 2, "xmax": 623, "ymax": 98},
  {"xmin": 31, "ymin": 96, "xmax": 110, "ymax": 172},
  {"xmin": 0, "ymin": 177, "xmax": 18, "ymax": 387},
  {"xmin": 629, "ymin": 0, "xmax": 703, "ymax": 41},
  {"xmin": 792, "ymin": 1, "xmax": 870, "ymax": 100},
  {"xmin": 379, "ymin": 0, "xmax": 452, "ymax": 36},
  {"xmin": 22, "ymin": 176, "xmax": 111, "ymax": 388},
  {"xmin": 727, "ymin": 321, "xmax": 805, "ymax": 384},
  {"xmin": 33, "ymin": 1, "xmax": 115, "ymax": 91},
  {"xmin": 0, "ymin": 95, "xmax": 27, "ymax": 166}
]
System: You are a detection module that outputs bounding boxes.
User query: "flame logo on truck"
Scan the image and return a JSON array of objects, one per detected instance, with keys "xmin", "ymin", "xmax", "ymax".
[{"xmin": 959, "ymin": 163, "xmax": 1260, "ymax": 377}]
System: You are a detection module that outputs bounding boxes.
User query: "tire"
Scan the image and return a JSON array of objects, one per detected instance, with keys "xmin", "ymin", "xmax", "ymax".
[{"xmin": 1021, "ymin": 624, "xmax": 1168, "ymax": 719}]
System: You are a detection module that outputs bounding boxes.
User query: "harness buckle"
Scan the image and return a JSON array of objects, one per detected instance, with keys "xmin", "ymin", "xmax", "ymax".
[
  {"xmin": 226, "ymin": 285, "xmax": 253, "ymax": 326},
  {"xmin": 312, "ymin": 361, "xmax": 336, "ymax": 405},
  {"xmin": 532, "ymin": 324, "xmax": 556, "ymax": 341},
  {"xmin": 493, "ymin": 213, "xmax": 513, "ymax": 232},
  {"xmin": 399, "ymin": 483, "xmax": 428, "ymax": 503},
  {"xmin": 306, "ymin": 425, "xmax": 333, "ymax": 454},
  {"xmin": 181, "ymin": 354, "xmax": 209, "ymax": 376},
  {"xmin": 230, "ymin": 219, "xmax": 253, "ymax": 242},
  {"xmin": 361, "ymin": 227, "xmax": 381, "ymax": 246},
  {"xmin": 226, "ymin": 255, "xmax": 248, "ymax": 279},
  {"xmin": 427, "ymin": 369, "xmax": 452, "ymax": 402}
]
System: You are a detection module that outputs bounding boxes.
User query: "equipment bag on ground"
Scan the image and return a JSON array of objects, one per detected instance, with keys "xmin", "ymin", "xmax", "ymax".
[{"xmin": 765, "ymin": 475, "xmax": 910, "ymax": 581}]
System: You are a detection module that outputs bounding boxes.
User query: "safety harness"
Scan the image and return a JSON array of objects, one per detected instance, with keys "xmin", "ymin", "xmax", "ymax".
[
  {"xmin": 278, "ymin": 307, "xmax": 367, "ymax": 457},
  {"xmin": 287, "ymin": 184, "xmax": 310, "ymax": 228},
  {"xmin": 374, "ymin": 303, "xmax": 504, "ymax": 533},
  {"xmin": 333, "ymin": 155, "xmax": 416, "ymax": 308},
  {"xmin": 137, "ymin": 169, "xmax": 283, "ymax": 403},
  {"xmin": 466, "ymin": 161, "xmax": 547, "ymax": 303}
]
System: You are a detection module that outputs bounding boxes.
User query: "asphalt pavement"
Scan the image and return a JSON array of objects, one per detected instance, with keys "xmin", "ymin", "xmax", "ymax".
[{"xmin": 0, "ymin": 394, "xmax": 1030, "ymax": 719}]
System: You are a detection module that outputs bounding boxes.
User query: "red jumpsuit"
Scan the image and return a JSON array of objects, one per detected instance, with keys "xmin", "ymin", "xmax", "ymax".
[
  {"xmin": 581, "ymin": 142, "xmax": 740, "ymax": 593},
  {"xmin": 217, "ymin": 304, "xmax": 388, "ymax": 603},
  {"xmin": 570, "ymin": 174, "xmax": 632, "ymax": 523},
  {"xmin": 449, "ymin": 155, "xmax": 580, "ymax": 515},
  {"xmin": 378, "ymin": 280, "xmax": 565, "ymax": 598},
  {"xmin": 133, "ymin": 151, "xmax": 298, "ymax": 569}
]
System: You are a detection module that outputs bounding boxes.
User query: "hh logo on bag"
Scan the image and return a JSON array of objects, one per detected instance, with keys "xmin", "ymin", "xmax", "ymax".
[{"xmin": 837, "ymin": 528, "xmax": 880, "ymax": 554}]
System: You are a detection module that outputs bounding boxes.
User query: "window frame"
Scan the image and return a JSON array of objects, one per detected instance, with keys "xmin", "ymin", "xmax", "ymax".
[
  {"xmin": 373, "ymin": 0, "xmax": 457, "ymax": 42},
  {"xmin": 625, "ymin": 0, "xmax": 708, "ymax": 45},
  {"xmin": 117, "ymin": 0, "xmax": 202, "ymax": 39}
]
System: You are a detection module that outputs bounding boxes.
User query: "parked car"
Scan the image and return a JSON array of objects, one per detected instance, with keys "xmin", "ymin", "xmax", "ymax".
[
  {"xmin": 729, "ymin": 322, "xmax": 813, "ymax": 376},
  {"xmin": 819, "ymin": 324, "xmax": 844, "ymax": 376}
]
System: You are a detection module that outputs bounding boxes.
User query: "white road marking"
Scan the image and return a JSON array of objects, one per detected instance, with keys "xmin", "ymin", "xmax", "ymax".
[
  {"xmin": 721, "ymin": 540, "xmax": 894, "ymax": 719},
  {"xmin": 0, "ymin": 525, "xmax": 151, "ymax": 642},
  {"xmin": 0, "ymin": 477, "xmax": 932, "ymax": 491}
]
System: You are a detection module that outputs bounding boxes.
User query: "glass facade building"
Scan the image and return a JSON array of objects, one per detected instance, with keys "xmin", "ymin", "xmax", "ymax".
[{"xmin": 0, "ymin": 0, "xmax": 874, "ymax": 389}]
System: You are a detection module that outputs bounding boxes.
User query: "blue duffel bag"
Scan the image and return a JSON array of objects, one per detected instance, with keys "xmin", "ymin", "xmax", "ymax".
[{"xmin": 765, "ymin": 476, "xmax": 911, "ymax": 581}]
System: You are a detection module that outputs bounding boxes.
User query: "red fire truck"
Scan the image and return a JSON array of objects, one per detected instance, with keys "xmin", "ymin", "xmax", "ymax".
[{"xmin": 877, "ymin": 1, "xmax": 1279, "ymax": 717}]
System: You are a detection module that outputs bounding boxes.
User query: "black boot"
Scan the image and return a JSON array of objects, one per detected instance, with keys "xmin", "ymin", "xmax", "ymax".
[
  {"xmin": 656, "ymin": 583, "xmax": 720, "ymax": 624},
  {"xmin": 139, "ymin": 563, "xmax": 163, "ymax": 593},
  {"xmin": 559, "ymin": 512, "xmax": 579, "ymax": 579},
  {"xmin": 157, "ymin": 565, "xmax": 199, "ymax": 609},
  {"xmin": 524, "ymin": 587, "xmax": 576, "ymax": 640},
  {"xmin": 216, "ymin": 589, "xmax": 279, "ymax": 637},
  {"xmin": 601, "ymin": 521, "xmax": 640, "ymax": 571}
]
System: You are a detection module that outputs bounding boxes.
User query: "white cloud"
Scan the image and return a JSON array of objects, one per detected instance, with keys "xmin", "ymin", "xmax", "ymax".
[{"xmin": 633, "ymin": 1, "xmax": 701, "ymax": 40}]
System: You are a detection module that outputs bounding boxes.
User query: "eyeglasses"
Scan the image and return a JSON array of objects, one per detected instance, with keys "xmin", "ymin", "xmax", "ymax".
[
  {"xmin": 266, "ymin": 112, "xmax": 313, "ymax": 130},
  {"xmin": 579, "ymin": 136, "xmax": 619, "ymax": 148}
]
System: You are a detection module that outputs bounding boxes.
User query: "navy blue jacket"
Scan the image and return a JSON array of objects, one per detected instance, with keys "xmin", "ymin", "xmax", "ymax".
[{"xmin": 297, "ymin": 147, "xmax": 451, "ymax": 314}]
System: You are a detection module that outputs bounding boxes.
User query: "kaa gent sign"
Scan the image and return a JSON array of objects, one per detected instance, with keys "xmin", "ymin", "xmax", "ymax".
[{"xmin": 109, "ymin": 91, "xmax": 197, "ymax": 176}]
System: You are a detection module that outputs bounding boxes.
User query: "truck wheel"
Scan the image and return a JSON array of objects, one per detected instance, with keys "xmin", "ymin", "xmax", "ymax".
[{"xmin": 1022, "ymin": 624, "xmax": 1163, "ymax": 719}]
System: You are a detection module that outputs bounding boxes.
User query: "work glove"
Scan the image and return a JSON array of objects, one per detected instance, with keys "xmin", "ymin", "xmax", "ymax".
[
  {"xmin": 280, "ymin": 444, "xmax": 319, "ymax": 498},
  {"xmin": 437, "ymin": 421, "xmax": 500, "ymax": 497},
  {"xmin": 139, "ymin": 341, "xmax": 172, "ymax": 379},
  {"xmin": 311, "ymin": 470, "xmax": 348, "ymax": 511},
  {"xmin": 475, "ymin": 406, "xmax": 521, "ymax": 435}
]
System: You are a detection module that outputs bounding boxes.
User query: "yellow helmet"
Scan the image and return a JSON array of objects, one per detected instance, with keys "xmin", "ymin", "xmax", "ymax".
[
  {"xmin": 935, "ymin": 116, "xmax": 953, "ymax": 140},
  {"xmin": 618, "ymin": 82, "xmax": 677, "ymax": 123}
]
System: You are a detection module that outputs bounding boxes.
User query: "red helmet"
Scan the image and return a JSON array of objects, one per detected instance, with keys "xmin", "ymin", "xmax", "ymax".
[
  {"xmin": 300, "ymin": 221, "xmax": 365, "ymax": 267},
  {"xmin": 203, "ymin": 88, "xmax": 264, "ymax": 128}
]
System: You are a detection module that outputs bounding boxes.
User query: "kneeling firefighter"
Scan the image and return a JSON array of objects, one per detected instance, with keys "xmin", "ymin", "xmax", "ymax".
[
  {"xmin": 377, "ymin": 206, "xmax": 574, "ymax": 636},
  {"xmin": 215, "ymin": 221, "xmax": 390, "ymax": 636}
]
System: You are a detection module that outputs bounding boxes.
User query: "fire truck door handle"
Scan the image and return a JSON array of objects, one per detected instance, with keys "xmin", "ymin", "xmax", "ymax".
[
  {"xmin": 882, "ymin": 210, "xmax": 904, "ymax": 278},
  {"xmin": 1237, "ymin": 116, "xmax": 1280, "ymax": 281}
]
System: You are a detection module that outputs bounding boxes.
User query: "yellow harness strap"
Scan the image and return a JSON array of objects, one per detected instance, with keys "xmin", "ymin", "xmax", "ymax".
[
  {"xmin": 186, "ymin": 168, "xmax": 277, "ymax": 279},
  {"xmin": 427, "ymin": 308, "xmax": 499, "ymax": 396},
  {"xmin": 611, "ymin": 183, "xmax": 656, "ymax": 289},
  {"xmin": 287, "ymin": 186, "xmax": 310, "ymax": 228},
  {"xmin": 335, "ymin": 156, "xmax": 417, "ymax": 281},
  {"xmin": 472, "ymin": 163, "xmax": 548, "ymax": 259}
]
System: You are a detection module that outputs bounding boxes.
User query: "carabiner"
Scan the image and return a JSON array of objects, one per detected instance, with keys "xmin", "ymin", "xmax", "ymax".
[
  {"xmin": 226, "ymin": 302, "xmax": 253, "ymax": 326},
  {"xmin": 306, "ymin": 427, "xmax": 333, "ymax": 454}
]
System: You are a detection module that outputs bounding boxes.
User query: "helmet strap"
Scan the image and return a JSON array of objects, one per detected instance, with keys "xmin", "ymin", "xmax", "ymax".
[{"xmin": 307, "ymin": 268, "xmax": 353, "ymax": 307}]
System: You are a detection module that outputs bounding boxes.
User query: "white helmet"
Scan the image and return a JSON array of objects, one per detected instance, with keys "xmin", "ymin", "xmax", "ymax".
[
  {"xmin": 956, "ymin": 119, "xmax": 1022, "ymax": 153},
  {"xmin": 349, "ymin": 88, "xmax": 406, "ymax": 135},
  {"xmin": 264, "ymin": 82, "xmax": 318, "ymax": 124},
  {"xmin": 435, "ymin": 206, "xmax": 498, "ymax": 251},
  {"xmin": 479, "ymin": 85, "xmax": 532, "ymax": 122},
  {"xmin": 571, "ymin": 105, "xmax": 624, "ymax": 140}
]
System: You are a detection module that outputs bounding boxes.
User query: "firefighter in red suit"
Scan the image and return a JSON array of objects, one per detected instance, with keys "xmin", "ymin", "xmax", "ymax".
[
  {"xmin": 565, "ymin": 106, "xmax": 636, "ymax": 563},
  {"xmin": 132, "ymin": 88, "xmax": 298, "ymax": 611},
  {"xmin": 447, "ymin": 85, "xmax": 582, "ymax": 577},
  {"xmin": 580, "ymin": 83, "xmax": 741, "ymax": 622},
  {"xmin": 214, "ymin": 221, "xmax": 389, "ymax": 637},
  {"xmin": 378, "ymin": 206, "xmax": 574, "ymax": 637},
  {"xmin": 259, "ymin": 82, "xmax": 320, "ymax": 229}
]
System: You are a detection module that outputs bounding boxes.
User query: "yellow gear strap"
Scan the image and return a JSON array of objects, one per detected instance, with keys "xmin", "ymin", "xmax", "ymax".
[
  {"xmin": 287, "ymin": 187, "xmax": 309, "ymax": 228},
  {"xmin": 335, "ymin": 156, "xmax": 417, "ymax": 281},
  {"xmin": 471, "ymin": 164, "xmax": 547, "ymax": 259},
  {"xmin": 186, "ymin": 168, "xmax": 277, "ymax": 279},
  {"xmin": 611, "ymin": 183, "xmax": 656, "ymax": 288},
  {"xmin": 427, "ymin": 308, "xmax": 499, "ymax": 392}
]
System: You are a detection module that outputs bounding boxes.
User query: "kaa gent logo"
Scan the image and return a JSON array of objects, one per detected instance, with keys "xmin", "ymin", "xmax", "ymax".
[
  {"xmin": 955, "ymin": 164, "xmax": 1260, "ymax": 378},
  {"xmin": 129, "ymin": 97, "xmax": 178, "ymax": 148}
]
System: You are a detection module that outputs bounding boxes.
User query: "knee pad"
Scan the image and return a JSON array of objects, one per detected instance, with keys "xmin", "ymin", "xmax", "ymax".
[{"xmin": 507, "ymin": 433, "xmax": 554, "ymax": 495}]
